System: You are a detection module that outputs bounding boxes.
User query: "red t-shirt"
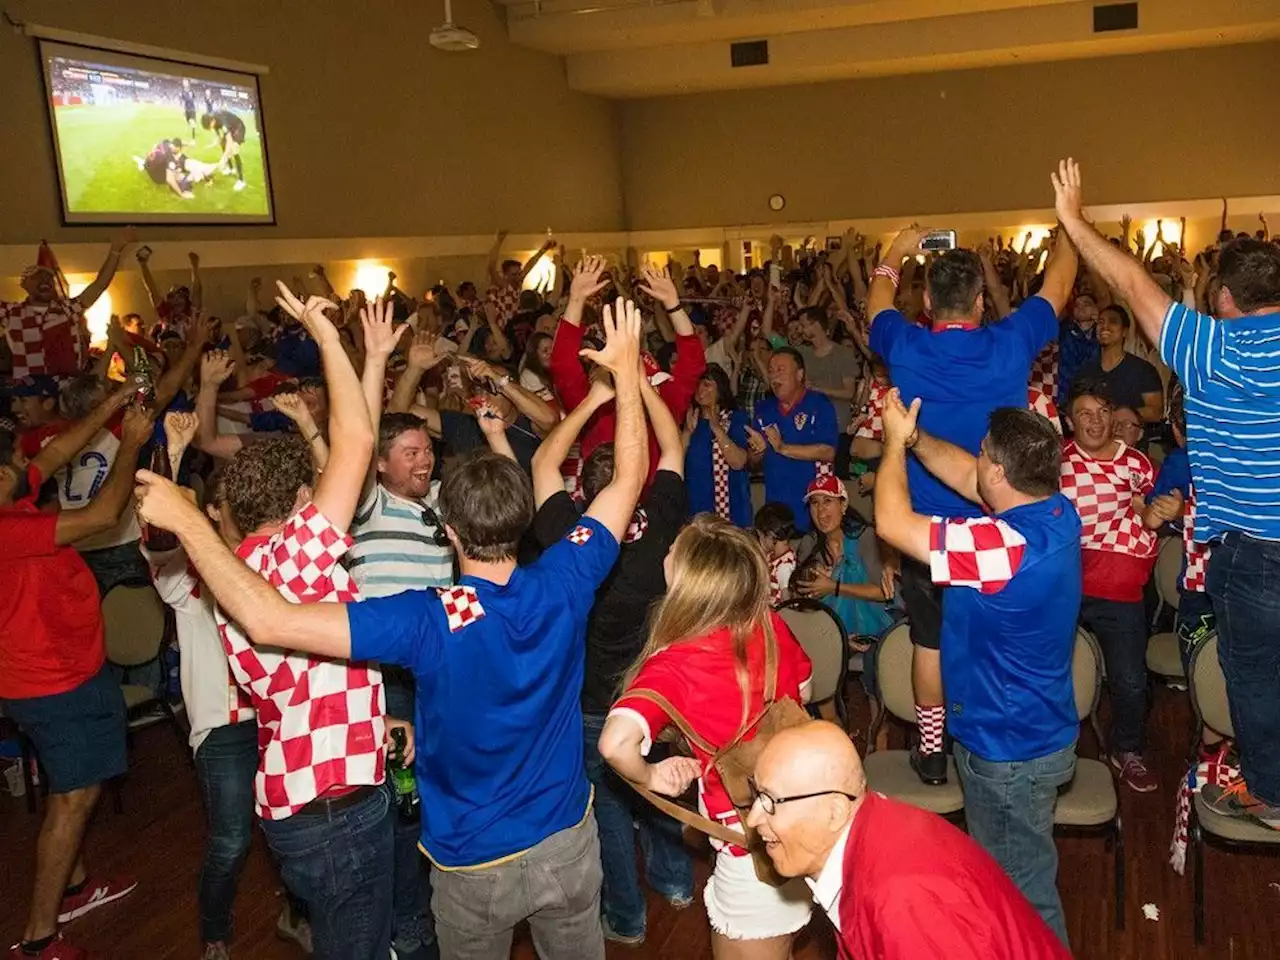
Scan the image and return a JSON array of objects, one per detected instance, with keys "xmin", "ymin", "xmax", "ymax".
[
  {"xmin": 611, "ymin": 612, "xmax": 812, "ymax": 854},
  {"xmin": 836, "ymin": 792, "xmax": 1070, "ymax": 960},
  {"xmin": 0, "ymin": 466, "xmax": 105, "ymax": 699},
  {"xmin": 19, "ymin": 420, "xmax": 67, "ymax": 459},
  {"xmin": 246, "ymin": 371, "xmax": 293, "ymax": 400}
]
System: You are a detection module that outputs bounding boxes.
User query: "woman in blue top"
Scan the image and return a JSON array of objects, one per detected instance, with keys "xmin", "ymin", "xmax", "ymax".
[{"xmin": 682, "ymin": 364, "xmax": 753, "ymax": 526}]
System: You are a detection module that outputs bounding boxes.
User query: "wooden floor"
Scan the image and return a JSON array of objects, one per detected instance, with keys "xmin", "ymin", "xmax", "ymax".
[{"xmin": 3, "ymin": 683, "xmax": 1279, "ymax": 960}]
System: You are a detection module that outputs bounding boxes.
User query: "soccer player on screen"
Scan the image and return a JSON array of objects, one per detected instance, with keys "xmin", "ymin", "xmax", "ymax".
[
  {"xmin": 180, "ymin": 78, "xmax": 197, "ymax": 139},
  {"xmin": 202, "ymin": 110, "xmax": 248, "ymax": 192},
  {"xmin": 132, "ymin": 138, "xmax": 218, "ymax": 200}
]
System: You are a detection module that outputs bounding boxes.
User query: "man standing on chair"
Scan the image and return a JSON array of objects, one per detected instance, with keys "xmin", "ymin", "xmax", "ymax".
[
  {"xmin": 874, "ymin": 389, "xmax": 1080, "ymax": 946},
  {"xmin": 867, "ymin": 225, "xmax": 1077, "ymax": 785},
  {"xmin": 0, "ymin": 384, "xmax": 149, "ymax": 960}
]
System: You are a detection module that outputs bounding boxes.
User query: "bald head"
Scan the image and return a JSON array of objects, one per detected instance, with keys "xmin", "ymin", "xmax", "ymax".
[
  {"xmin": 747, "ymin": 721, "xmax": 867, "ymax": 880},
  {"xmin": 757, "ymin": 720, "xmax": 866, "ymax": 799}
]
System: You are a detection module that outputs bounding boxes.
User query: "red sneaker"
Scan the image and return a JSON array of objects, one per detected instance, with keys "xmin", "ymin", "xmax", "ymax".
[
  {"xmin": 1110, "ymin": 751, "xmax": 1158, "ymax": 793},
  {"xmin": 7, "ymin": 933, "xmax": 96, "ymax": 959},
  {"xmin": 57, "ymin": 876, "xmax": 137, "ymax": 924}
]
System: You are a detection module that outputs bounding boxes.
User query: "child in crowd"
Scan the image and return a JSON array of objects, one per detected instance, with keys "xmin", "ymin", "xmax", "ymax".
[{"xmin": 754, "ymin": 502, "xmax": 797, "ymax": 606}]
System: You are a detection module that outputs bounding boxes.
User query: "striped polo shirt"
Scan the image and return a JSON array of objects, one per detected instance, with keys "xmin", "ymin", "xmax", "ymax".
[
  {"xmin": 347, "ymin": 483, "xmax": 454, "ymax": 598},
  {"xmin": 1160, "ymin": 301, "xmax": 1280, "ymax": 543}
]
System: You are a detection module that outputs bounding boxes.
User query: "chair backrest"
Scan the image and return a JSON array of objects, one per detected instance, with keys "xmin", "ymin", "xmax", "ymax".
[
  {"xmin": 1071, "ymin": 627, "xmax": 1104, "ymax": 722},
  {"xmin": 1154, "ymin": 535, "xmax": 1182, "ymax": 612},
  {"xmin": 750, "ymin": 480, "xmax": 766, "ymax": 519},
  {"xmin": 872, "ymin": 621, "xmax": 914, "ymax": 723},
  {"xmin": 845, "ymin": 479, "xmax": 873, "ymax": 525},
  {"xmin": 777, "ymin": 599, "xmax": 848, "ymax": 706},
  {"xmin": 857, "ymin": 525, "xmax": 883, "ymax": 585},
  {"xmin": 101, "ymin": 584, "xmax": 167, "ymax": 668},
  {"xmin": 1189, "ymin": 633, "xmax": 1232, "ymax": 738}
]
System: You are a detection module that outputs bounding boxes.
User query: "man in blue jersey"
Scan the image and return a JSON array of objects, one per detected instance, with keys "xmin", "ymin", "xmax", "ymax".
[
  {"xmin": 868, "ymin": 225, "xmax": 1077, "ymax": 784},
  {"xmin": 745, "ymin": 347, "xmax": 839, "ymax": 534},
  {"xmin": 1053, "ymin": 157, "xmax": 1280, "ymax": 829},
  {"xmin": 875, "ymin": 388, "xmax": 1080, "ymax": 946},
  {"xmin": 135, "ymin": 297, "xmax": 652, "ymax": 959}
]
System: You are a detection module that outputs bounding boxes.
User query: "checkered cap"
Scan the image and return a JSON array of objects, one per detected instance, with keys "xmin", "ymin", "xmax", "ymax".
[
  {"xmin": 216, "ymin": 502, "xmax": 385, "ymax": 820},
  {"xmin": 1060, "ymin": 440, "xmax": 1158, "ymax": 559},
  {"xmin": 929, "ymin": 515, "xmax": 1028, "ymax": 594}
]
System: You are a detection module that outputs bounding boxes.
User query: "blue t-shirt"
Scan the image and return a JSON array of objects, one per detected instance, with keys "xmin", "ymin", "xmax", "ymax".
[
  {"xmin": 685, "ymin": 410, "xmax": 753, "ymax": 526},
  {"xmin": 274, "ymin": 327, "xmax": 321, "ymax": 378},
  {"xmin": 870, "ymin": 297, "xmax": 1057, "ymax": 519},
  {"xmin": 932, "ymin": 493, "xmax": 1082, "ymax": 762},
  {"xmin": 348, "ymin": 514, "xmax": 620, "ymax": 868},
  {"xmin": 753, "ymin": 390, "xmax": 839, "ymax": 533},
  {"xmin": 1159, "ymin": 301, "xmax": 1280, "ymax": 542}
]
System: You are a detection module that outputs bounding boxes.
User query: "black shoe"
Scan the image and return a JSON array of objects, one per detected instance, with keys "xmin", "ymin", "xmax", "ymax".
[{"xmin": 910, "ymin": 747, "xmax": 947, "ymax": 785}]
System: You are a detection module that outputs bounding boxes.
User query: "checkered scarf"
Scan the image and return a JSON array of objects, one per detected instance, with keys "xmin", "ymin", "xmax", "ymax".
[
  {"xmin": 624, "ymin": 507, "xmax": 648, "ymax": 543},
  {"xmin": 710, "ymin": 411, "xmax": 732, "ymax": 520},
  {"xmin": 1169, "ymin": 742, "xmax": 1238, "ymax": 875}
]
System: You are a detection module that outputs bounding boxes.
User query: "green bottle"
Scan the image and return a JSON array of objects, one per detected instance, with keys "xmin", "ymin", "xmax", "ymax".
[{"xmin": 389, "ymin": 727, "xmax": 420, "ymax": 823}]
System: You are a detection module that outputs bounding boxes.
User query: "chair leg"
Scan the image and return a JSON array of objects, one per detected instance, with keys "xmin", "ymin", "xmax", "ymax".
[
  {"xmin": 1113, "ymin": 815, "xmax": 1125, "ymax": 931},
  {"xmin": 1192, "ymin": 816, "xmax": 1205, "ymax": 944}
]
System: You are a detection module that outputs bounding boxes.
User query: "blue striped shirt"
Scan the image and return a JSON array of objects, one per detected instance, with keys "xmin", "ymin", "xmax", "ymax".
[
  {"xmin": 347, "ymin": 483, "xmax": 454, "ymax": 598},
  {"xmin": 1159, "ymin": 301, "xmax": 1280, "ymax": 543}
]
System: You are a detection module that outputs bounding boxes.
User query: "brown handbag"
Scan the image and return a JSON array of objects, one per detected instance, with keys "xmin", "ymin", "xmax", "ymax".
[{"xmin": 624, "ymin": 619, "xmax": 811, "ymax": 886}]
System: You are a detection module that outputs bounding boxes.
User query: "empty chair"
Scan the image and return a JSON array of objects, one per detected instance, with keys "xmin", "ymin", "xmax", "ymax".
[
  {"xmin": 1146, "ymin": 535, "xmax": 1186, "ymax": 681},
  {"xmin": 778, "ymin": 598, "xmax": 849, "ymax": 730}
]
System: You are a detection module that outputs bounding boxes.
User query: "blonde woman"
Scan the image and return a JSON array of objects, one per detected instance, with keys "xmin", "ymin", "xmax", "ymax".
[{"xmin": 599, "ymin": 516, "xmax": 814, "ymax": 960}]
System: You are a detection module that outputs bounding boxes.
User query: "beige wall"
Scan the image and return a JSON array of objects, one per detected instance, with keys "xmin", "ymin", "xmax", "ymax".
[
  {"xmin": 0, "ymin": 0, "xmax": 625, "ymax": 247},
  {"xmin": 619, "ymin": 41, "xmax": 1280, "ymax": 230}
]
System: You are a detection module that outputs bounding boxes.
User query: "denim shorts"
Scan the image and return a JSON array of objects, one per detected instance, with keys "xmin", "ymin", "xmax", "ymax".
[{"xmin": 2, "ymin": 666, "xmax": 127, "ymax": 794}]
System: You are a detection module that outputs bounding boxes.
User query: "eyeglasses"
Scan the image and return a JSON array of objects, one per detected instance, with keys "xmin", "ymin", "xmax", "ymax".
[{"xmin": 747, "ymin": 778, "xmax": 858, "ymax": 815}]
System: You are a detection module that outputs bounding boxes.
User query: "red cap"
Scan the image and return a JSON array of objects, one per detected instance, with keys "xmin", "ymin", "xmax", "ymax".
[{"xmin": 804, "ymin": 474, "xmax": 848, "ymax": 502}]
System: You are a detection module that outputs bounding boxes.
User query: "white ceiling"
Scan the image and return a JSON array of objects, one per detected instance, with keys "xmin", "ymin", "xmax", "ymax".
[{"xmin": 491, "ymin": 0, "xmax": 1280, "ymax": 97}]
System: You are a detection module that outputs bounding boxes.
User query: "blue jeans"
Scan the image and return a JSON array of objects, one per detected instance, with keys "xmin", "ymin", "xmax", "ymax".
[
  {"xmin": 194, "ymin": 720, "xmax": 258, "ymax": 944},
  {"xmin": 1207, "ymin": 532, "xmax": 1280, "ymax": 804},
  {"xmin": 385, "ymin": 674, "xmax": 435, "ymax": 956},
  {"xmin": 1079, "ymin": 596, "xmax": 1147, "ymax": 753},
  {"xmin": 581, "ymin": 711, "xmax": 693, "ymax": 938},
  {"xmin": 261, "ymin": 784, "xmax": 395, "ymax": 960},
  {"xmin": 954, "ymin": 739, "xmax": 1077, "ymax": 948}
]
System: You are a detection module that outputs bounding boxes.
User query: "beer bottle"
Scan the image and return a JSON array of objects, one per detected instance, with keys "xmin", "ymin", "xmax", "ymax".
[
  {"xmin": 141, "ymin": 438, "xmax": 179, "ymax": 552},
  {"xmin": 389, "ymin": 727, "xmax": 420, "ymax": 823}
]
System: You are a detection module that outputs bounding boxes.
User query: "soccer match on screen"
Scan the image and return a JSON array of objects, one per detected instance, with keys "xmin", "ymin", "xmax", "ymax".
[{"xmin": 44, "ymin": 48, "xmax": 272, "ymax": 221}]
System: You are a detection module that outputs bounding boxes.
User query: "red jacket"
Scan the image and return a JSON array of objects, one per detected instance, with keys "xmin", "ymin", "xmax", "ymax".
[
  {"xmin": 833, "ymin": 793, "xmax": 1071, "ymax": 960},
  {"xmin": 549, "ymin": 321, "xmax": 705, "ymax": 483}
]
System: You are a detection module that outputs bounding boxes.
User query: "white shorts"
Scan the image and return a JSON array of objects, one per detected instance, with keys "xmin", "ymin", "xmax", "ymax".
[{"xmin": 703, "ymin": 848, "xmax": 813, "ymax": 941}]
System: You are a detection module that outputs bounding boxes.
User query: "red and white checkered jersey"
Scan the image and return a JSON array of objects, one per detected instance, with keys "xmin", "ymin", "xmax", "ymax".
[
  {"xmin": 1060, "ymin": 440, "xmax": 1158, "ymax": 560},
  {"xmin": 144, "ymin": 545, "xmax": 255, "ymax": 755},
  {"xmin": 768, "ymin": 546, "xmax": 797, "ymax": 606},
  {"xmin": 1028, "ymin": 341, "xmax": 1059, "ymax": 404},
  {"xmin": 855, "ymin": 380, "xmax": 889, "ymax": 441},
  {"xmin": 216, "ymin": 502, "xmax": 386, "ymax": 820},
  {"xmin": 929, "ymin": 516, "xmax": 1027, "ymax": 594},
  {"xmin": 1027, "ymin": 387, "xmax": 1062, "ymax": 434},
  {"xmin": 1, "ymin": 298, "xmax": 88, "ymax": 378},
  {"xmin": 486, "ymin": 284, "xmax": 522, "ymax": 326},
  {"xmin": 1182, "ymin": 488, "xmax": 1210, "ymax": 593}
]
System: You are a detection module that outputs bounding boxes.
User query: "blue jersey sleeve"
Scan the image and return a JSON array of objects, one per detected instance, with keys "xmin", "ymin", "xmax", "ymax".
[
  {"xmin": 1150, "ymin": 448, "xmax": 1191, "ymax": 502},
  {"xmin": 535, "ymin": 514, "xmax": 620, "ymax": 614},
  {"xmin": 868, "ymin": 308, "xmax": 906, "ymax": 361},
  {"xmin": 1002, "ymin": 296, "xmax": 1058, "ymax": 361},
  {"xmin": 348, "ymin": 591, "xmax": 442, "ymax": 671}
]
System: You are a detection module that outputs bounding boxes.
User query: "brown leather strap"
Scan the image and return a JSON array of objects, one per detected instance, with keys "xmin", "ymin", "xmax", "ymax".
[
  {"xmin": 623, "ymin": 689, "xmax": 716, "ymax": 755},
  {"xmin": 628, "ymin": 781, "xmax": 745, "ymax": 847},
  {"xmin": 714, "ymin": 618, "xmax": 781, "ymax": 760}
]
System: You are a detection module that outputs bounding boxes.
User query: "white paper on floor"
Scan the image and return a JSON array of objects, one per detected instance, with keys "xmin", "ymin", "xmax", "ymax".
[{"xmin": 1142, "ymin": 903, "xmax": 1160, "ymax": 921}]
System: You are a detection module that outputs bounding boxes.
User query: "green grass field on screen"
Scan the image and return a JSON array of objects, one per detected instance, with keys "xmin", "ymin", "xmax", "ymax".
[{"xmin": 54, "ymin": 102, "xmax": 270, "ymax": 217}]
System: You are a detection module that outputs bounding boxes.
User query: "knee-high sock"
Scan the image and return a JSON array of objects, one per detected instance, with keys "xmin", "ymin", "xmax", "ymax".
[{"xmin": 916, "ymin": 703, "xmax": 946, "ymax": 754}]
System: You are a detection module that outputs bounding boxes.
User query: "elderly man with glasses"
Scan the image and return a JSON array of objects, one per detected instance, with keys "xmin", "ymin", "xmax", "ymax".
[{"xmin": 745, "ymin": 721, "xmax": 1070, "ymax": 960}]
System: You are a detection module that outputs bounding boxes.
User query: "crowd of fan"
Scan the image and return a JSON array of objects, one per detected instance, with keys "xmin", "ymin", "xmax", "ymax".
[{"xmin": 2, "ymin": 160, "xmax": 1279, "ymax": 960}]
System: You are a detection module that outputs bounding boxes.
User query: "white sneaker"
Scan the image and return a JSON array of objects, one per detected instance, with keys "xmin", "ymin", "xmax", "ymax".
[{"xmin": 233, "ymin": 180, "xmax": 246, "ymax": 192}]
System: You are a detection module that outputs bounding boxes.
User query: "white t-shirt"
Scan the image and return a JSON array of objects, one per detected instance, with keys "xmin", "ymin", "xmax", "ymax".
[
  {"xmin": 55, "ymin": 425, "xmax": 140, "ymax": 551},
  {"xmin": 144, "ymin": 545, "xmax": 255, "ymax": 754}
]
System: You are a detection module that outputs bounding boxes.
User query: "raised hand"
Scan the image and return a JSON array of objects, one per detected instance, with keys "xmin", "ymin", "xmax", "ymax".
[
  {"xmin": 646, "ymin": 756, "xmax": 702, "ymax": 798},
  {"xmin": 111, "ymin": 226, "xmax": 138, "ymax": 255},
  {"xmin": 164, "ymin": 411, "xmax": 199, "ymax": 452},
  {"xmin": 881, "ymin": 387, "xmax": 921, "ymax": 448},
  {"xmin": 406, "ymin": 328, "xmax": 446, "ymax": 371},
  {"xmin": 121, "ymin": 403, "xmax": 155, "ymax": 446},
  {"xmin": 637, "ymin": 264, "xmax": 680, "ymax": 309},
  {"xmin": 135, "ymin": 245, "xmax": 152, "ymax": 264},
  {"xmin": 274, "ymin": 280, "xmax": 339, "ymax": 342},
  {"xmin": 884, "ymin": 223, "xmax": 926, "ymax": 264},
  {"xmin": 570, "ymin": 256, "xmax": 610, "ymax": 303},
  {"xmin": 134, "ymin": 469, "xmax": 201, "ymax": 534},
  {"xmin": 188, "ymin": 251, "xmax": 200, "ymax": 268},
  {"xmin": 1050, "ymin": 158, "xmax": 1086, "ymax": 225},
  {"xmin": 474, "ymin": 401, "xmax": 508, "ymax": 437},
  {"xmin": 360, "ymin": 297, "xmax": 407, "ymax": 360},
  {"xmin": 272, "ymin": 391, "xmax": 311, "ymax": 425},
  {"xmin": 200, "ymin": 349, "xmax": 236, "ymax": 387},
  {"xmin": 579, "ymin": 298, "xmax": 641, "ymax": 376},
  {"xmin": 586, "ymin": 377, "xmax": 616, "ymax": 408}
]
